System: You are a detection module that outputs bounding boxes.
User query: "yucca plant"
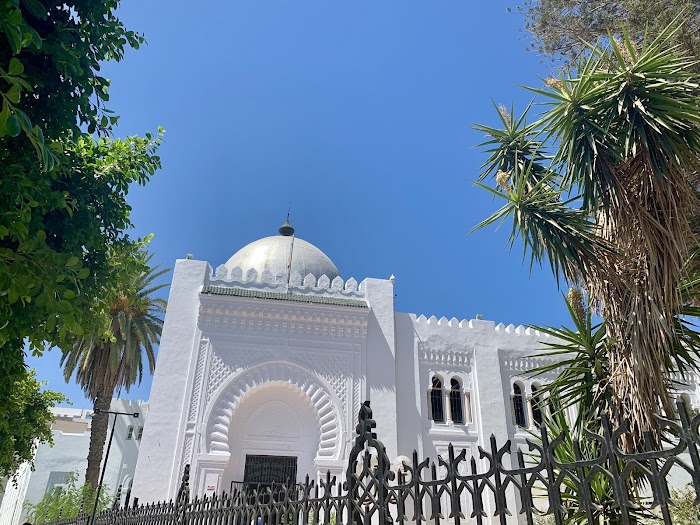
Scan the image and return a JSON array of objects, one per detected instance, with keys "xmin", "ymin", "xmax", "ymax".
[
  {"xmin": 474, "ymin": 21, "xmax": 700, "ymax": 449},
  {"xmin": 60, "ymin": 252, "xmax": 167, "ymax": 488},
  {"xmin": 524, "ymin": 290, "xmax": 656, "ymax": 524}
]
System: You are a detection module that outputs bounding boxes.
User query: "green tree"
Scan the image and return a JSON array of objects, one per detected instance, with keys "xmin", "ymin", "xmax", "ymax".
[
  {"xmin": 0, "ymin": 369, "xmax": 65, "ymax": 479},
  {"xmin": 0, "ymin": 0, "xmax": 162, "ymax": 465},
  {"xmin": 516, "ymin": 0, "xmax": 700, "ymax": 70},
  {"xmin": 474, "ymin": 24, "xmax": 700, "ymax": 448},
  {"xmin": 23, "ymin": 472, "xmax": 112, "ymax": 524},
  {"xmin": 60, "ymin": 253, "xmax": 167, "ymax": 488}
]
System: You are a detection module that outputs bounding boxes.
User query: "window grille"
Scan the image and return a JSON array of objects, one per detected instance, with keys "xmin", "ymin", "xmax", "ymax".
[
  {"xmin": 137, "ymin": 426, "xmax": 144, "ymax": 440},
  {"xmin": 512, "ymin": 383, "xmax": 526, "ymax": 427},
  {"xmin": 449, "ymin": 378, "xmax": 464, "ymax": 424},
  {"xmin": 429, "ymin": 377, "xmax": 445, "ymax": 423},
  {"xmin": 126, "ymin": 425, "xmax": 134, "ymax": 440},
  {"xmin": 243, "ymin": 455, "xmax": 298, "ymax": 486}
]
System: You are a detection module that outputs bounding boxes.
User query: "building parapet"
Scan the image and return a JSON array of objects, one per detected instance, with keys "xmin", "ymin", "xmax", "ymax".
[
  {"xmin": 414, "ymin": 314, "xmax": 549, "ymax": 339},
  {"xmin": 208, "ymin": 265, "xmax": 367, "ymax": 302}
]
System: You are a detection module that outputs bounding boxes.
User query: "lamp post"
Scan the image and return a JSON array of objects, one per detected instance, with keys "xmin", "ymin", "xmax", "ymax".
[{"xmin": 89, "ymin": 408, "xmax": 139, "ymax": 524}]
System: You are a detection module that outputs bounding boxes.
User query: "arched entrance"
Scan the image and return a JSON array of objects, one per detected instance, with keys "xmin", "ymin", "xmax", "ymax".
[
  {"xmin": 221, "ymin": 381, "xmax": 320, "ymax": 491},
  {"xmin": 197, "ymin": 362, "xmax": 344, "ymax": 496}
]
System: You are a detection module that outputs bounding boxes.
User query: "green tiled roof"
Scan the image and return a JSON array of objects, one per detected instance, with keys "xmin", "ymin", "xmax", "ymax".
[{"xmin": 201, "ymin": 285, "xmax": 368, "ymax": 308}]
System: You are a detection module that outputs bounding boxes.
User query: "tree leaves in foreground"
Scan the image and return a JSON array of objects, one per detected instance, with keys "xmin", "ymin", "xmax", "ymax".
[
  {"xmin": 23, "ymin": 472, "xmax": 111, "ymax": 524},
  {"xmin": 474, "ymin": 23, "xmax": 700, "ymax": 448},
  {"xmin": 0, "ymin": 0, "xmax": 163, "ymax": 476},
  {"xmin": 0, "ymin": 369, "xmax": 65, "ymax": 480},
  {"xmin": 516, "ymin": 0, "xmax": 700, "ymax": 71}
]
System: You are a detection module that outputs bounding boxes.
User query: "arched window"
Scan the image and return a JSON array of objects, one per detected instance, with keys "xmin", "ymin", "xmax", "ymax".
[
  {"xmin": 450, "ymin": 378, "xmax": 465, "ymax": 424},
  {"xmin": 512, "ymin": 383, "xmax": 526, "ymax": 427},
  {"xmin": 531, "ymin": 384, "xmax": 544, "ymax": 426},
  {"xmin": 429, "ymin": 377, "xmax": 445, "ymax": 423}
]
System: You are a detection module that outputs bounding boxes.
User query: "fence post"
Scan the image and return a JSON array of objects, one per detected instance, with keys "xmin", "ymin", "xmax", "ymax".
[
  {"xmin": 113, "ymin": 485, "xmax": 122, "ymax": 510},
  {"xmin": 675, "ymin": 398, "xmax": 700, "ymax": 499},
  {"xmin": 600, "ymin": 415, "xmax": 632, "ymax": 525},
  {"xmin": 177, "ymin": 464, "xmax": 191, "ymax": 525},
  {"xmin": 346, "ymin": 401, "xmax": 391, "ymax": 525}
]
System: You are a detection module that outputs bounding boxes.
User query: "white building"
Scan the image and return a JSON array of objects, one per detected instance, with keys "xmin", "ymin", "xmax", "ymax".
[
  {"xmin": 132, "ymin": 219, "xmax": 700, "ymax": 508},
  {"xmin": 0, "ymin": 400, "xmax": 147, "ymax": 525}
]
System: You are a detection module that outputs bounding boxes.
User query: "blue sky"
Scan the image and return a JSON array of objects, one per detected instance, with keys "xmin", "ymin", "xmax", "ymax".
[{"xmin": 28, "ymin": 0, "xmax": 571, "ymax": 407}]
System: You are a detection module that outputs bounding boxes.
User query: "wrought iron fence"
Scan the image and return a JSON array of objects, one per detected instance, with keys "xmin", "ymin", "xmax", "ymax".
[{"xmin": 36, "ymin": 400, "xmax": 700, "ymax": 525}]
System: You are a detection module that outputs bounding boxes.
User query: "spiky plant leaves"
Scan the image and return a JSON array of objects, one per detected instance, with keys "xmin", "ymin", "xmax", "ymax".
[
  {"xmin": 526, "ymin": 295, "xmax": 610, "ymax": 426},
  {"xmin": 475, "ymin": 20, "xmax": 700, "ymax": 448}
]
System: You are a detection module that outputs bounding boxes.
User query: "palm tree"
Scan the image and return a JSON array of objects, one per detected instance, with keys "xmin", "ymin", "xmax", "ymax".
[
  {"xmin": 61, "ymin": 254, "xmax": 167, "ymax": 488},
  {"xmin": 474, "ymin": 23, "xmax": 700, "ymax": 449}
]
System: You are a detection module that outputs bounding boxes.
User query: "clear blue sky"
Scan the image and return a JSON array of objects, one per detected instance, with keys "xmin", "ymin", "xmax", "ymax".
[{"xmin": 28, "ymin": 0, "xmax": 571, "ymax": 407}]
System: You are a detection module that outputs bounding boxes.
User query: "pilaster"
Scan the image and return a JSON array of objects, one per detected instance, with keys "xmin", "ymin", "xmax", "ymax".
[
  {"xmin": 363, "ymin": 278, "xmax": 398, "ymax": 458},
  {"xmin": 131, "ymin": 259, "xmax": 209, "ymax": 503}
]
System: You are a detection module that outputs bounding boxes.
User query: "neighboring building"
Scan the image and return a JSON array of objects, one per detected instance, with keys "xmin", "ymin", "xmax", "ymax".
[
  {"xmin": 0, "ymin": 400, "xmax": 147, "ymax": 525},
  {"xmin": 131, "ymin": 219, "xmax": 700, "ymax": 510}
]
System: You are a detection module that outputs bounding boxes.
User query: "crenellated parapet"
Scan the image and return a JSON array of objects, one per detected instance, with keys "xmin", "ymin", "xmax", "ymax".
[
  {"xmin": 208, "ymin": 264, "xmax": 366, "ymax": 301},
  {"xmin": 414, "ymin": 314, "xmax": 549, "ymax": 340}
]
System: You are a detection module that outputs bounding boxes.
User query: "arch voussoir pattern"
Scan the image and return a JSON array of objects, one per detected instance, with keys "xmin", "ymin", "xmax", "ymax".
[{"xmin": 205, "ymin": 362, "xmax": 343, "ymax": 460}]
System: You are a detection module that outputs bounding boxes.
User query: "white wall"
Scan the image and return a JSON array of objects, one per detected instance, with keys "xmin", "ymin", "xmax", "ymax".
[{"xmin": 5, "ymin": 398, "xmax": 147, "ymax": 525}]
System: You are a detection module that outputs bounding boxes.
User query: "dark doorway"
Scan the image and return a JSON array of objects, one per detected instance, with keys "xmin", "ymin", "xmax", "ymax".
[
  {"xmin": 244, "ymin": 454, "xmax": 298, "ymax": 486},
  {"xmin": 241, "ymin": 455, "xmax": 298, "ymax": 509}
]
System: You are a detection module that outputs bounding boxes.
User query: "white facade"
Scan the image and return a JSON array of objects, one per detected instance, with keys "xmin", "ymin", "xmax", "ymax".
[
  {"xmin": 132, "ymin": 223, "xmax": 700, "ymax": 514},
  {"xmin": 0, "ymin": 400, "xmax": 147, "ymax": 525}
]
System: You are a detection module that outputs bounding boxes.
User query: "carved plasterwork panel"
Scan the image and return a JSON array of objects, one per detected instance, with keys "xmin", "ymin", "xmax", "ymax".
[
  {"xmin": 203, "ymin": 362, "xmax": 344, "ymax": 461},
  {"xmin": 420, "ymin": 347, "xmax": 473, "ymax": 368},
  {"xmin": 500, "ymin": 354, "xmax": 561, "ymax": 375},
  {"xmin": 199, "ymin": 301, "xmax": 368, "ymax": 340},
  {"xmin": 203, "ymin": 340, "xmax": 360, "ymax": 420}
]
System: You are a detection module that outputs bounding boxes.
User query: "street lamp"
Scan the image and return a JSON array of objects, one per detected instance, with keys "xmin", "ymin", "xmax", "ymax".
[{"xmin": 89, "ymin": 408, "xmax": 139, "ymax": 524}]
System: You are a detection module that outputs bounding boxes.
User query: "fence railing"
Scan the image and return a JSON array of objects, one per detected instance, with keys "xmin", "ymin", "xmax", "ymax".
[{"xmin": 38, "ymin": 400, "xmax": 700, "ymax": 525}]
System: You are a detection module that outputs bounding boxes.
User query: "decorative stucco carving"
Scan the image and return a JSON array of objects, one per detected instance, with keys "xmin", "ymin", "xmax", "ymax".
[
  {"xmin": 500, "ymin": 355, "xmax": 561, "ymax": 373},
  {"xmin": 206, "ymin": 351, "xmax": 234, "ymax": 403},
  {"xmin": 420, "ymin": 347, "xmax": 473, "ymax": 367},
  {"xmin": 181, "ymin": 434, "xmax": 194, "ymax": 474},
  {"xmin": 188, "ymin": 337, "xmax": 210, "ymax": 421},
  {"xmin": 204, "ymin": 342, "xmax": 360, "ymax": 419},
  {"xmin": 207, "ymin": 266, "xmax": 366, "ymax": 301},
  {"xmin": 199, "ymin": 303, "xmax": 368, "ymax": 339},
  {"xmin": 204, "ymin": 362, "xmax": 343, "ymax": 460}
]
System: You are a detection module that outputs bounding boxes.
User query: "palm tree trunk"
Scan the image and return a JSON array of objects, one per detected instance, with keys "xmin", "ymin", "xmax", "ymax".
[{"xmin": 85, "ymin": 391, "xmax": 112, "ymax": 489}]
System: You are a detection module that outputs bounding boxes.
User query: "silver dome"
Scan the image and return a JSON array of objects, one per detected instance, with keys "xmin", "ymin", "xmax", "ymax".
[{"xmin": 225, "ymin": 236, "xmax": 340, "ymax": 280}]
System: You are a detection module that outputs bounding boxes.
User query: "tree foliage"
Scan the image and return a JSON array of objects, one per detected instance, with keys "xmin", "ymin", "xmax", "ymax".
[
  {"xmin": 0, "ymin": 369, "xmax": 65, "ymax": 479},
  {"xmin": 516, "ymin": 0, "xmax": 700, "ymax": 70},
  {"xmin": 0, "ymin": 0, "xmax": 163, "ymax": 475},
  {"xmin": 60, "ymin": 251, "xmax": 167, "ymax": 488},
  {"xmin": 23, "ymin": 472, "xmax": 112, "ymax": 524},
  {"xmin": 474, "ymin": 24, "xmax": 700, "ymax": 448},
  {"xmin": 528, "ymin": 290, "xmax": 700, "ymax": 523}
]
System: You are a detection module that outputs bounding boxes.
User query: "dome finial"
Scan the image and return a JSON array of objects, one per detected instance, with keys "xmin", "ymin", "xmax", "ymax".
[{"xmin": 278, "ymin": 211, "xmax": 294, "ymax": 237}]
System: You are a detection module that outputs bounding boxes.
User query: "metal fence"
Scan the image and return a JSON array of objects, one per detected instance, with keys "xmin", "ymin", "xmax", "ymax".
[{"xmin": 38, "ymin": 400, "xmax": 700, "ymax": 525}]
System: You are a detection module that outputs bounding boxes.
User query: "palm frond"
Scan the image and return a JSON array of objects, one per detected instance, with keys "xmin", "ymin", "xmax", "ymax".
[{"xmin": 60, "ymin": 252, "xmax": 168, "ymax": 400}]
